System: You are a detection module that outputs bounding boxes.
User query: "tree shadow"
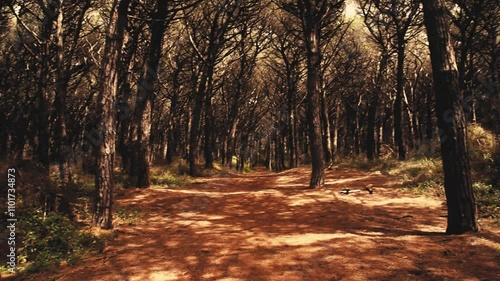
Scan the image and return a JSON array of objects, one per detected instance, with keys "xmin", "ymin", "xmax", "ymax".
[{"xmin": 17, "ymin": 167, "xmax": 500, "ymax": 281}]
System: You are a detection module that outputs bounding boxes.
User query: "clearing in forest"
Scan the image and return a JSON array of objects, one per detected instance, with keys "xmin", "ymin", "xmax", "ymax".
[{"xmin": 24, "ymin": 168, "xmax": 500, "ymax": 281}]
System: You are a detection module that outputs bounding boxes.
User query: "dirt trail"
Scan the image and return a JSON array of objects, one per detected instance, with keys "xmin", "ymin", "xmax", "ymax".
[{"xmin": 22, "ymin": 168, "xmax": 500, "ymax": 281}]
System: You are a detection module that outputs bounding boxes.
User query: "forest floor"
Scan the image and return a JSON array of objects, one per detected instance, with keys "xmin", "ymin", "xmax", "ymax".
[{"xmin": 19, "ymin": 167, "xmax": 500, "ymax": 281}]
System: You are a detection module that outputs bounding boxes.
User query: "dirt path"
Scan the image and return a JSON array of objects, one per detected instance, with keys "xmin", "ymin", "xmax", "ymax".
[{"xmin": 23, "ymin": 168, "xmax": 499, "ymax": 281}]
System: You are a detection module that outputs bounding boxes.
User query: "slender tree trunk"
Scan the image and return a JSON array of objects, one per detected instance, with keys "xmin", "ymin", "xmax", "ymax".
[
  {"xmin": 367, "ymin": 54, "xmax": 389, "ymax": 160},
  {"xmin": 93, "ymin": 0, "xmax": 130, "ymax": 229},
  {"xmin": 118, "ymin": 14, "xmax": 142, "ymax": 172},
  {"xmin": 53, "ymin": 0, "xmax": 89, "ymax": 215},
  {"xmin": 287, "ymin": 91, "xmax": 296, "ymax": 168},
  {"xmin": 394, "ymin": 37, "xmax": 406, "ymax": 160},
  {"xmin": 36, "ymin": 0, "xmax": 59, "ymax": 169},
  {"xmin": 302, "ymin": 1, "xmax": 325, "ymax": 188},
  {"xmin": 189, "ymin": 71, "xmax": 207, "ymax": 176},
  {"xmin": 422, "ymin": 0, "xmax": 478, "ymax": 234},
  {"xmin": 366, "ymin": 93, "xmax": 378, "ymax": 160},
  {"xmin": 320, "ymin": 90, "xmax": 332, "ymax": 163},
  {"xmin": 204, "ymin": 74, "xmax": 215, "ymax": 170},
  {"xmin": 53, "ymin": 0, "xmax": 73, "ymax": 215},
  {"xmin": 166, "ymin": 95, "xmax": 178, "ymax": 164},
  {"xmin": 128, "ymin": 0, "xmax": 169, "ymax": 188}
]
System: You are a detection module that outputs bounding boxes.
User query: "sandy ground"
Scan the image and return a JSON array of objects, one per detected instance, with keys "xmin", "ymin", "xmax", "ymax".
[{"xmin": 9, "ymin": 167, "xmax": 500, "ymax": 281}]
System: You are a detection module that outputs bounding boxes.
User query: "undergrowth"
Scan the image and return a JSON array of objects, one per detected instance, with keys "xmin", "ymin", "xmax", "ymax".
[
  {"xmin": 9, "ymin": 212, "xmax": 105, "ymax": 274},
  {"xmin": 150, "ymin": 162, "xmax": 192, "ymax": 187},
  {"xmin": 342, "ymin": 124, "xmax": 499, "ymax": 223}
]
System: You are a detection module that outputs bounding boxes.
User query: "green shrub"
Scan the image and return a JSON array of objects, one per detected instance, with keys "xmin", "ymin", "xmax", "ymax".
[
  {"xmin": 17, "ymin": 212, "xmax": 105, "ymax": 272},
  {"xmin": 467, "ymin": 124, "xmax": 497, "ymax": 168},
  {"xmin": 242, "ymin": 163, "xmax": 252, "ymax": 174},
  {"xmin": 150, "ymin": 166, "xmax": 191, "ymax": 187},
  {"xmin": 474, "ymin": 181, "xmax": 500, "ymax": 222}
]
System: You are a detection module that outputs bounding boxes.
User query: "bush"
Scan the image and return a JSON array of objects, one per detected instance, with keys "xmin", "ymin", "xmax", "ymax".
[
  {"xmin": 150, "ymin": 164, "xmax": 192, "ymax": 187},
  {"xmin": 242, "ymin": 163, "xmax": 252, "ymax": 174},
  {"xmin": 474, "ymin": 181, "xmax": 500, "ymax": 222},
  {"xmin": 467, "ymin": 124, "xmax": 497, "ymax": 168},
  {"xmin": 17, "ymin": 212, "xmax": 105, "ymax": 273}
]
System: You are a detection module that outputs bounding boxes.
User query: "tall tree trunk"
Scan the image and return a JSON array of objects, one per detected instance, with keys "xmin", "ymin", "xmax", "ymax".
[
  {"xmin": 394, "ymin": 36, "xmax": 406, "ymax": 160},
  {"xmin": 204, "ymin": 73, "xmax": 215, "ymax": 170},
  {"xmin": 118, "ymin": 9, "xmax": 143, "ymax": 172},
  {"xmin": 287, "ymin": 100, "xmax": 297, "ymax": 168},
  {"xmin": 128, "ymin": 0, "xmax": 169, "ymax": 188},
  {"xmin": 93, "ymin": 0, "xmax": 130, "ymax": 229},
  {"xmin": 321, "ymin": 90, "xmax": 332, "ymax": 163},
  {"xmin": 303, "ymin": 1, "xmax": 325, "ymax": 188},
  {"xmin": 53, "ymin": 0, "xmax": 72, "ymax": 215},
  {"xmin": 366, "ymin": 93, "xmax": 378, "ymax": 160},
  {"xmin": 422, "ymin": 0, "xmax": 479, "ymax": 234},
  {"xmin": 53, "ymin": 0, "xmax": 90, "ymax": 215},
  {"xmin": 166, "ymin": 94, "xmax": 179, "ymax": 165},
  {"xmin": 189, "ymin": 64, "xmax": 210, "ymax": 176},
  {"xmin": 36, "ymin": 0, "xmax": 59, "ymax": 169},
  {"xmin": 367, "ymin": 54, "xmax": 389, "ymax": 160}
]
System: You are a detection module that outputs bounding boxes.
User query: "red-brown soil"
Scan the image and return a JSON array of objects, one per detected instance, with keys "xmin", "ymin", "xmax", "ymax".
[{"xmin": 12, "ymin": 167, "xmax": 500, "ymax": 280}]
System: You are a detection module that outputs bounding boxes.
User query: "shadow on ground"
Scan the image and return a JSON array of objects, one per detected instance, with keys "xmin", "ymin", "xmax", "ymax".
[{"xmin": 13, "ymin": 167, "xmax": 500, "ymax": 281}]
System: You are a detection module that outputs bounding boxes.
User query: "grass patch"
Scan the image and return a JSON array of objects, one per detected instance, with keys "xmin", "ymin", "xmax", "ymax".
[
  {"xmin": 346, "ymin": 155, "xmax": 499, "ymax": 222},
  {"xmin": 114, "ymin": 205, "xmax": 143, "ymax": 225}
]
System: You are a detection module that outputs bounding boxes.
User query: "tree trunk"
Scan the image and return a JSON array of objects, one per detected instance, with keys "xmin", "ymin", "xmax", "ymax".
[
  {"xmin": 321, "ymin": 90, "xmax": 332, "ymax": 163},
  {"xmin": 204, "ymin": 74, "xmax": 215, "ymax": 170},
  {"xmin": 303, "ymin": 1, "xmax": 325, "ymax": 188},
  {"xmin": 367, "ymin": 54, "xmax": 389, "ymax": 160},
  {"xmin": 166, "ymin": 94, "xmax": 179, "ymax": 165},
  {"xmin": 128, "ymin": 0, "xmax": 169, "ymax": 188},
  {"xmin": 36, "ymin": 0, "xmax": 60, "ymax": 169},
  {"xmin": 422, "ymin": 0, "xmax": 479, "ymax": 234},
  {"xmin": 394, "ymin": 36, "xmax": 406, "ymax": 161},
  {"xmin": 93, "ymin": 0, "xmax": 130, "ymax": 229},
  {"xmin": 189, "ymin": 66, "xmax": 209, "ymax": 176},
  {"xmin": 53, "ymin": 0, "xmax": 73, "ymax": 215},
  {"xmin": 118, "ymin": 12, "xmax": 143, "ymax": 172}
]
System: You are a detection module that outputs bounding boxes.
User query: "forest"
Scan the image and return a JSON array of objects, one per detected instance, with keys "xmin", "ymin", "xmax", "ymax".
[{"xmin": 0, "ymin": 0, "xmax": 499, "ymax": 280}]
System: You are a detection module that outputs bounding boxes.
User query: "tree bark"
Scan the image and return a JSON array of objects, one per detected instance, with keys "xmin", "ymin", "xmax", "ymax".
[
  {"xmin": 394, "ymin": 36, "xmax": 406, "ymax": 160},
  {"xmin": 367, "ymin": 53, "xmax": 389, "ymax": 160},
  {"xmin": 422, "ymin": 0, "xmax": 479, "ymax": 234},
  {"xmin": 93, "ymin": 0, "xmax": 130, "ymax": 229},
  {"xmin": 302, "ymin": 0, "xmax": 325, "ymax": 188},
  {"xmin": 36, "ymin": 0, "xmax": 60, "ymax": 169},
  {"xmin": 128, "ymin": 0, "xmax": 169, "ymax": 188}
]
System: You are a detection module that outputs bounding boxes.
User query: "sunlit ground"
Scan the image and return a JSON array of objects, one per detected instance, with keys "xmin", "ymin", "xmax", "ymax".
[{"xmin": 22, "ymin": 167, "xmax": 500, "ymax": 281}]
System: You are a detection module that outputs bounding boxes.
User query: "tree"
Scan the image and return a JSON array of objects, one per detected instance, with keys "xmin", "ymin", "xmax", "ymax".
[
  {"xmin": 93, "ymin": 0, "xmax": 131, "ymax": 229},
  {"xmin": 421, "ymin": 0, "xmax": 479, "ymax": 234},
  {"xmin": 280, "ymin": 0, "xmax": 344, "ymax": 188},
  {"xmin": 127, "ymin": 0, "xmax": 170, "ymax": 188},
  {"xmin": 360, "ymin": 0, "xmax": 422, "ymax": 161},
  {"xmin": 268, "ymin": 11, "xmax": 303, "ymax": 169},
  {"xmin": 185, "ymin": 0, "xmax": 259, "ymax": 175}
]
